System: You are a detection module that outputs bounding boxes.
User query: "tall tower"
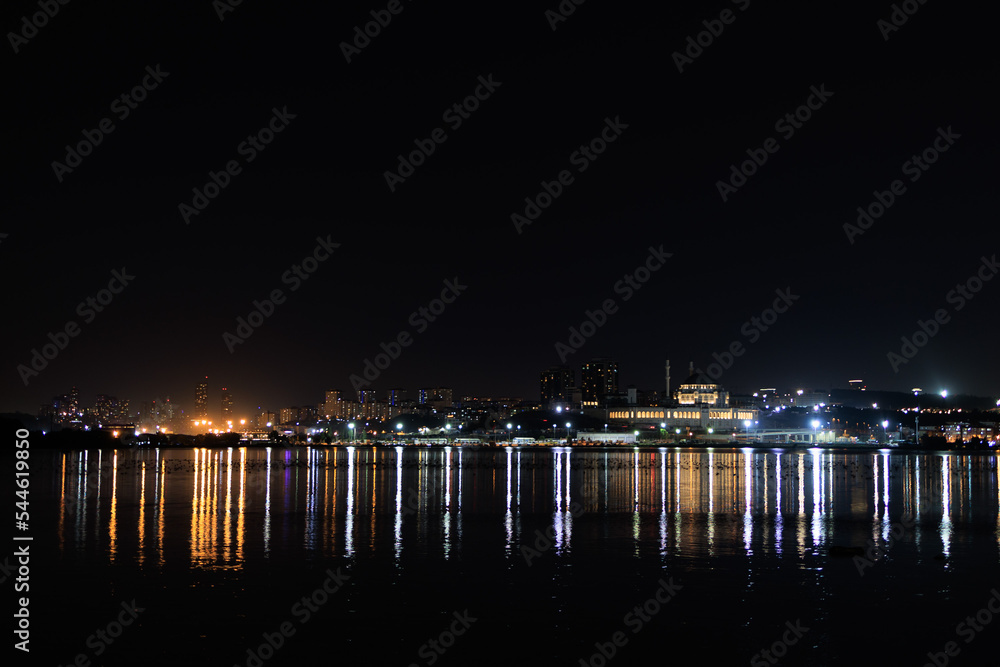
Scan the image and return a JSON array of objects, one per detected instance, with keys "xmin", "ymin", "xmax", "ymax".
[
  {"xmin": 221, "ymin": 387, "xmax": 233, "ymax": 420},
  {"xmin": 195, "ymin": 377, "xmax": 208, "ymax": 419}
]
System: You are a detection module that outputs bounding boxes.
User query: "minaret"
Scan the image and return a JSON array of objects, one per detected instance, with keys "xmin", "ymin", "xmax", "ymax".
[{"xmin": 665, "ymin": 360, "xmax": 671, "ymax": 397}]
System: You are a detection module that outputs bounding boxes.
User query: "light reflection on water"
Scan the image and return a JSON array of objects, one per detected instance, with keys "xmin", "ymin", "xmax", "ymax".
[{"xmin": 47, "ymin": 446, "xmax": 999, "ymax": 570}]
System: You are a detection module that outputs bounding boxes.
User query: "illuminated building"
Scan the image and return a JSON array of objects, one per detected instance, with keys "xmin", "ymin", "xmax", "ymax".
[
  {"xmin": 608, "ymin": 371, "xmax": 757, "ymax": 430},
  {"xmin": 221, "ymin": 387, "xmax": 233, "ymax": 419},
  {"xmin": 581, "ymin": 359, "xmax": 618, "ymax": 406},
  {"xmin": 540, "ymin": 366, "xmax": 574, "ymax": 404},
  {"xmin": 194, "ymin": 378, "xmax": 208, "ymax": 419},
  {"xmin": 418, "ymin": 388, "xmax": 453, "ymax": 410}
]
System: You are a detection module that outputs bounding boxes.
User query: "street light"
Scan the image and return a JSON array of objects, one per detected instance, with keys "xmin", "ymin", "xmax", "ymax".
[
  {"xmin": 565, "ymin": 422, "xmax": 571, "ymax": 442},
  {"xmin": 743, "ymin": 419, "xmax": 751, "ymax": 441},
  {"xmin": 348, "ymin": 422, "xmax": 355, "ymax": 443},
  {"xmin": 811, "ymin": 419, "xmax": 820, "ymax": 442},
  {"xmin": 507, "ymin": 423, "xmax": 512, "ymax": 444},
  {"xmin": 882, "ymin": 420, "xmax": 889, "ymax": 443}
]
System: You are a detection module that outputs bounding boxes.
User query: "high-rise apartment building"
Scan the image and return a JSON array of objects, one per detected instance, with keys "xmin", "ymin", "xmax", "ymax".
[
  {"xmin": 540, "ymin": 366, "xmax": 575, "ymax": 404},
  {"xmin": 581, "ymin": 359, "xmax": 618, "ymax": 406},
  {"xmin": 418, "ymin": 387, "xmax": 453, "ymax": 409},
  {"xmin": 195, "ymin": 377, "xmax": 208, "ymax": 419},
  {"xmin": 221, "ymin": 387, "xmax": 233, "ymax": 420}
]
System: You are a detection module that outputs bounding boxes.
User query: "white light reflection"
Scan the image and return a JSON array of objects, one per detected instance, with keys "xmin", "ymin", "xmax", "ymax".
[
  {"xmin": 941, "ymin": 455, "xmax": 952, "ymax": 558},
  {"xmin": 797, "ymin": 453, "xmax": 806, "ymax": 556},
  {"xmin": 346, "ymin": 446, "xmax": 355, "ymax": 557},
  {"xmin": 775, "ymin": 453, "xmax": 782, "ymax": 554},
  {"xmin": 457, "ymin": 448, "xmax": 463, "ymax": 547},
  {"xmin": 443, "ymin": 447, "xmax": 452, "ymax": 559},
  {"xmin": 303, "ymin": 448, "xmax": 312, "ymax": 552},
  {"xmin": 811, "ymin": 448, "xmax": 822, "ymax": 548},
  {"xmin": 881, "ymin": 452, "xmax": 891, "ymax": 543},
  {"xmin": 553, "ymin": 449, "xmax": 565, "ymax": 554},
  {"xmin": 505, "ymin": 447, "xmax": 513, "ymax": 555},
  {"xmin": 633, "ymin": 450, "xmax": 640, "ymax": 555},
  {"xmin": 264, "ymin": 447, "xmax": 271, "ymax": 557},
  {"xmin": 743, "ymin": 450, "xmax": 752, "ymax": 554},
  {"xmin": 395, "ymin": 446, "xmax": 403, "ymax": 561}
]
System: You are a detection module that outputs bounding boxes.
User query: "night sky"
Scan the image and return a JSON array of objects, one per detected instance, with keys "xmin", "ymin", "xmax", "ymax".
[{"xmin": 3, "ymin": 1, "xmax": 996, "ymax": 416}]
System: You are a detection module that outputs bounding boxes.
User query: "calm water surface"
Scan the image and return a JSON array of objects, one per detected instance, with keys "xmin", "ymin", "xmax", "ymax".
[{"xmin": 29, "ymin": 446, "xmax": 1000, "ymax": 666}]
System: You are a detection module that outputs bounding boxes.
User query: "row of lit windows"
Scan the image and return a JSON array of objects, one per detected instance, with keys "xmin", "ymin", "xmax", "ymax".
[{"xmin": 609, "ymin": 409, "xmax": 757, "ymax": 421}]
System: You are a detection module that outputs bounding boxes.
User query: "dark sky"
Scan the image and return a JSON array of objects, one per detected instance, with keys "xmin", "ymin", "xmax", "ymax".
[{"xmin": 3, "ymin": 1, "xmax": 997, "ymax": 416}]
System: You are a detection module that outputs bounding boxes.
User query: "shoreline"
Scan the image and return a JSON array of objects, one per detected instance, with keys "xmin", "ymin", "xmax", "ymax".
[{"xmin": 26, "ymin": 439, "xmax": 996, "ymax": 453}]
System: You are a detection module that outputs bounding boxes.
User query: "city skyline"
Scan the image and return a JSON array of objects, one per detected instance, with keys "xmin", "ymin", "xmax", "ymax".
[
  {"xmin": 4, "ymin": 3, "xmax": 996, "ymax": 418},
  {"xmin": 27, "ymin": 361, "xmax": 999, "ymax": 434}
]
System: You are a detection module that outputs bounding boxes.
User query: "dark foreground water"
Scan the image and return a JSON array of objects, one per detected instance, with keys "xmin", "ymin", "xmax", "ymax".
[{"xmin": 21, "ymin": 446, "xmax": 1000, "ymax": 666}]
